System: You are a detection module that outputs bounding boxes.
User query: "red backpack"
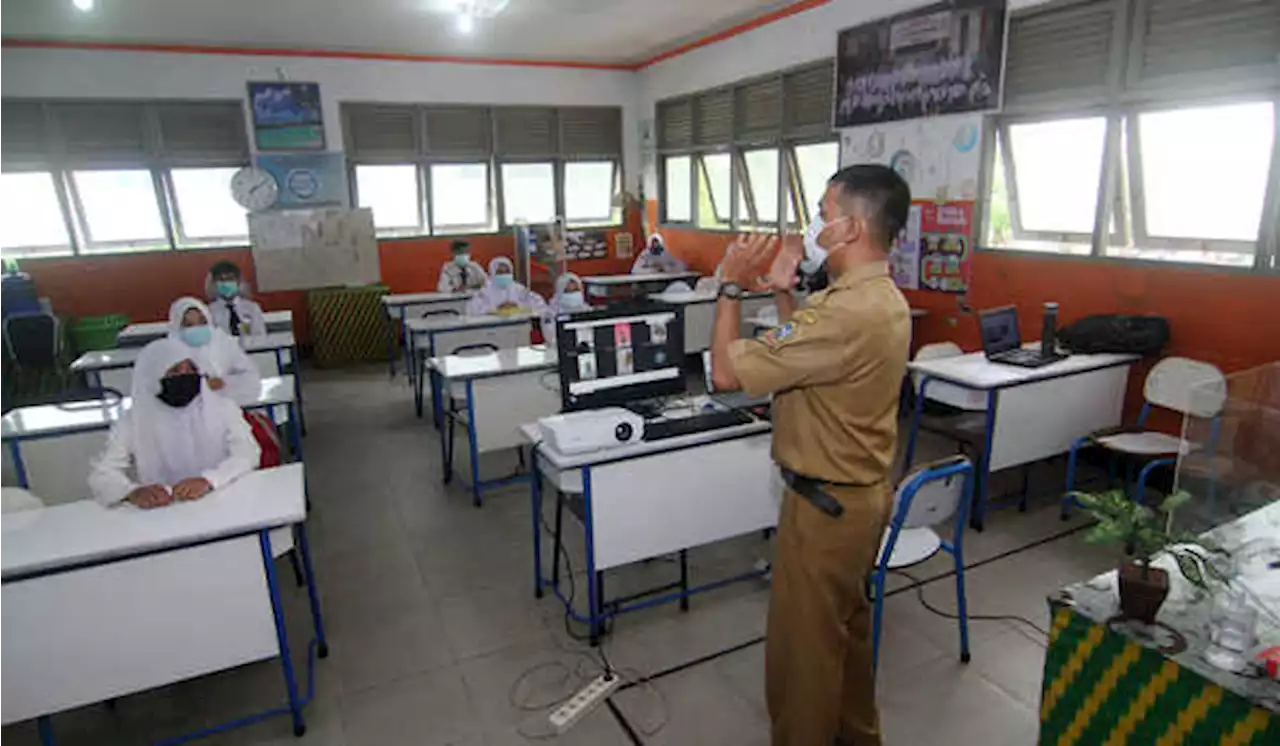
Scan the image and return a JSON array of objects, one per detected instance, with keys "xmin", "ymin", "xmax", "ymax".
[{"xmin": 243, "ymin": 410, "xmax": 283, "ymax": 468}]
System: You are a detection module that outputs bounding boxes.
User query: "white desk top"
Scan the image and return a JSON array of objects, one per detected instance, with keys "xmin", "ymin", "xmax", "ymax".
[
  {"xmin": 583, "ymin": 272, "xmax": 701, "ymax": 287},
  {"xmin": 1, "ymin": 464, "xmax": 305, "ymax": 580},
  {"xmin": 71, "ymin": 332, "xmax": 297, "ymax": 372},
  {"xmin": 1, "ymin": 376, "xmax": 296, "ymax": 441},
  {"xmin": 118, "ymin": 311, "xmax": 293, "ymax": 341},
  {"xmin": 405, "ymin": 312, "xmax": 537, "ymax": 336},
  {"xmin": 648, "ymin": 289, "xmax": 774, "ymax": 305},
  {"xmin": 521, "ymin": 408, "xmax": 772, "ymax": 470},
  {"xmin": 907, "ymin": 347, "xmax": 1139, "ymax": 390},
  {"xmin": 381, "ymin": 291, "xmax": 473, "ymax": 307},
  {"xmin": 428, "ymin": 345, "xmax": 557, "ymax": 382}
]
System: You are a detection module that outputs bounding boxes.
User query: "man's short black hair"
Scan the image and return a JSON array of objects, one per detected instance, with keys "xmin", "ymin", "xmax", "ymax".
[
  {"xmin": 451, "ymin": 240, "xmax": 471, "ymax": 253},
  {"xmin": 209, "ymin": 261, "xmax": 242, "ymax": 279},
  {"xmin": 828, "ymin": 164, "xmax": 912, "ymax": 249}
]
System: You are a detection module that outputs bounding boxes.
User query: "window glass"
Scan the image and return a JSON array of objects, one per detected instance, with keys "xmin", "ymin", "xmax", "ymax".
[
  {"xmin": 564, "ymin": 161, "xmax": 617, "ymax": 225},
  {"xmin": 738, "ymin": 148, "xmax": 779, "ymax": 228},
  {"xmin": 1, "ymin": 172, "xmax": 71, "ymax": 256},
  {"xmin": 171, "ymin": 167, "xmax": 248, "ymax": 244},
  {"xmin": 72, "ymin": 169, "xmax": 167, "ymax": 249},
  {"xmin": 355, "ymin": 164, "xmax": 420, "ymax": 233},
  {"xmin": 697, "ymin": 153, "xmax": 731, "ymax": 229},
  {"xmin": 1137, "ymin": 102, "xmax": 1274, "ymax": 242},
  {"xmin": 501, "ymin": 162, "xmax": 556, "ymax": 224},
  {"xmin": 792, "ymin": 142, "xmax": 840, "ymax": 224},
  {"xmin": 430, "ymin": 163, "xmax": 491, "ymax": 233},
  {"xmin": 664, "ymin": 155, "xmax": 691, "ymax": 222},
  {"xmin": 1008, "ymin": 117, "xmax": 1106, "ymax": 234}
]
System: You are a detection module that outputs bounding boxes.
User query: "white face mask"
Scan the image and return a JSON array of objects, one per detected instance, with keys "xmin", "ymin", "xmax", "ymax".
[
  {"xmin": 560, "ymin": 290, "xmax": 586, "ymax": 308},
  {"xmin": 800, "ymin": 215, "xmax": 829, "ymax": 274}
]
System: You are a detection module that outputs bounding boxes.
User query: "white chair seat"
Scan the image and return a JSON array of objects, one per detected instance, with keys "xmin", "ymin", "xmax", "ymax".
[
  {"xmin": 1095, "ymin": 431, "xmax": 1187, "ymax": 456},
  {"xmin": 878, "ymin": 527, "xmax": 941, "ymax": 569}
]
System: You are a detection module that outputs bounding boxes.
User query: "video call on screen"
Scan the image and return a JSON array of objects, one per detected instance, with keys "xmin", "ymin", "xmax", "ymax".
[{"xmin": 566, "ymin": 318, "xmax": 672, "ymax": 386}]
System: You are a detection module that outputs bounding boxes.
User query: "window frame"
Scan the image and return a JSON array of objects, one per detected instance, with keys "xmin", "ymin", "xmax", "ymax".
[
  {"xmin": 497, "ymin": 158, "xmax": 559, "ymax": 228},
  {"xmin": 349, "ymin": 160, "xmax": 428, "ymax": 238},
  {"xmin": 660, "ymin": 152, "xmax": 696, "ymax": 226},
  {"xmin": 695, "ymin": 150, "xmax": 734, "ymax": 230},
  {"xmin": 65, "ymin": 166, "xmax": 175, "ymax": 254},
  {"xmin": 427, "ymin": 159, "xmax": 496, "ymax": 235},
  {"xmin": 561, "ymin": 157, "xmax": 621, "ymax": 228},
  {"xmin": 0, "ymin": 167, "xmax": 78, "ymax": 258},
  {"xmin": 165, "ymin": 165, "xmax": 254, "ymax": 249}
]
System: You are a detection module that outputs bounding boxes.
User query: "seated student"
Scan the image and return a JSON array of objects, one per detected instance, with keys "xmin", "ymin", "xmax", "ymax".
[
  {"xmin": 438, "ymin": 240, "xmax": 489, "ymax": 293},
  {"xmin": 207, "ymin": 261, "xmax": 267, "ymax": 337},
  {"xmin": 169, "ymin": 297, "xmax": 262, "ymax": 407},
  {"xmin": 543, "ymin": 272, "xmax": 592, "ymax": 344},
  {"xmin": 631, "ymin": 233, "xmax": 689, "ymax": 275},
  {"xmin": 465, "ymin": 257, "xmax": 547, "ymax": 316},
  {"xmin": 89, "ymin": 338, "xmax": 260, "ymax": 508}
]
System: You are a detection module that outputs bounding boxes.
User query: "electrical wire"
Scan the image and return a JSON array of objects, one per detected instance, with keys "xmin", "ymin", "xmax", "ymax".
[{"xmin": 891, "ymin": 568, "xmax": 1051, "ymax": 644}]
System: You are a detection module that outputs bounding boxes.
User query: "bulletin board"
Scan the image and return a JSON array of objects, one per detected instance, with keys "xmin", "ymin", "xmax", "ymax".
[{"xmin": 248, "ymin": 207, "xmax": 380, "ymax": 292}]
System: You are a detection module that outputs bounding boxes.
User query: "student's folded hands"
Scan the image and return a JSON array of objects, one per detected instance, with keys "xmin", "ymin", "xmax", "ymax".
[
  {"xmin": 126, "ymin": 484, "xmax": 174, "ymax": 509},
  {"xmin": 173, "ymin": 477, "xmax": 214, "ymax": 501}
]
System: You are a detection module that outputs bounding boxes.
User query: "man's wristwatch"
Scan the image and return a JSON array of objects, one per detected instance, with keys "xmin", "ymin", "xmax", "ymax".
[{"xmin": 717, "ymin": 282, "xmax": 746, "ymax": 300}]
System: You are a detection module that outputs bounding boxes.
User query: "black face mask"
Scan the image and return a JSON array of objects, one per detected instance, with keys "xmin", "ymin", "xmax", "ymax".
[
  {"xmin": 157, "ymin": 373, "xmax": 201, "ymax": 408},
  {"xmin": 649, "ymin": 244, "xmax": 663, "ymax": 256}
]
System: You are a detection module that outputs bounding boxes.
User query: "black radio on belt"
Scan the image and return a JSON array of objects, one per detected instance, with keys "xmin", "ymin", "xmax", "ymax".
[{"xmin": 779, "ymin": 468, "xmax": 845, "ymax": 518}]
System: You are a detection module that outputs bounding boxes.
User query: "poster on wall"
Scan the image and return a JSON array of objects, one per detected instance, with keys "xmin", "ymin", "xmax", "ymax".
[
  {"xmin": 834, "ymin": 0, "xmax": 1006, "ymax": 127},
  {"xmin": 256, "ymin": 152, "xmax": 348, "ymax": 208},
  {"xmin": 840, "ymin": 111, "xmax": 985, "ymax": 203},
  {"xmin": 248, "ymin": 81, "xmax": 326, "ymax": 151},
  {"xmin": 918, "ymin": 201, "xmax": 973, "ymax": 293},
  {"xmin": 889, "ymin": 204, "xmax": 923, "ymax": 290}
]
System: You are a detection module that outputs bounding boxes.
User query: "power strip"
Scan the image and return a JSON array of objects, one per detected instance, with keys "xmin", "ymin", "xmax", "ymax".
[{"xmin": 548, "ymin": 673, "xmax": 620, "ymax": 734}]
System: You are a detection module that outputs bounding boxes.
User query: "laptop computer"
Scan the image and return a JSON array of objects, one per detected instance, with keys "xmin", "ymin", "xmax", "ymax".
[
  {"xmin": 978, "ymin": 306, "xmax": 1067, "ymax": 368},
  {"xmin": 702, "ymin": 350, "xmax": 770, "ymax": 411}
]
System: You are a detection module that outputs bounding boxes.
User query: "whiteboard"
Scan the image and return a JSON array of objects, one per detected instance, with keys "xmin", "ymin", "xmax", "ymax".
[{"xmin": 249, "ymin": 207, "xmax": 380, "ymax": 292}]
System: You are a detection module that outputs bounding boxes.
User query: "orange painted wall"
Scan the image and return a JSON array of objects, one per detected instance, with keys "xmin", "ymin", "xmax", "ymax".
[{"xmin": 22, "ymin": 216, "xmax": 641, "ymax": 348}]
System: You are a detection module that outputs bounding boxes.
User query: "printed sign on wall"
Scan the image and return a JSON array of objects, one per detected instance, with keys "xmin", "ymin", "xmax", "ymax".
[
  {"xmin": 918, "ymin": 201, "xmax": 973, "ymax": 293},
  {"xmin": 248, "ymin": 81, "xmax": 326, "ymax": 151},
  {"xmin": 256, "ymin": 152, "xmax": 348, "ymax": 208},
  {"xmin": 840, "ymin": 112, "xmax": 985, "ymax": 204}
]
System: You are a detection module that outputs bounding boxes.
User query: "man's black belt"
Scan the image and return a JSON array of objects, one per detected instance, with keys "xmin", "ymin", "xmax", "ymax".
[{"xmin": 779, "ymin": 467, "xmax": 846, "ymax": 518}]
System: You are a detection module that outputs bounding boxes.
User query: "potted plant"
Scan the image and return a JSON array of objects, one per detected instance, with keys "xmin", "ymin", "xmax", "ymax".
[{"xmin": 1071, "ymin": 489, "xmax": 1229, "ymax": 623}]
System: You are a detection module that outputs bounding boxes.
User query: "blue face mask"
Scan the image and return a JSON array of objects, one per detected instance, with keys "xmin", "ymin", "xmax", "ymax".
[
  {"xmin": 181, "ymin": 325, "xmax": 212, "ymax": 347},
  {"xmin": 560, "ymin": 291, "xmax": 585, "ymax": 308},
  {"xmin": 493, "ymin": 274, "xmax": 514, "ymax": 289},
  {"xmin": 454, "ymin": 253, "xmax": 471, "ymax": 267},
  {"xmin": 215, "ymin": 280, "xmax": 239, "ymax": 299}
]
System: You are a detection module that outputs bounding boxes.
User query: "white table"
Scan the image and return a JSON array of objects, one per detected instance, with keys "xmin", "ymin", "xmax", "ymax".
[
  {"xmin": 582, "ymin": 272, "xmax": 702, "ymax": 299},
  {"xmin": 380, "ymin": 292, "xmax": 473, "ymax": 377},
  {"xmin": 2, "ymin": 376, "xmax": 301, "ymax": 505},
  {"xmin": 429, "ymin": 346, "xmax": 560, "ymax": 506},
  {"xmin": 116, "ymin": 310, "xmax": 293, "ymax": 348},
  {"xmin": 1, "ymin": 464, "xmax": 328, "ymax": 742},
  {"xmin": 522, "ymin": 406, "xmax": 778, "ymax": 643},
  {"xmin": 647, "ymin": 289, "xmax": 777, "ymax": 354},
  {"xmin": 70, "ymin": 332, "xmax": 305, "ymax": 435},
  {"xmin": 903, "ymin": 346, "xmax": 1139, "ymax": 529},
  {"xmin": 406, "ymin": 313, "xmax": 537, "ymax": 425}
]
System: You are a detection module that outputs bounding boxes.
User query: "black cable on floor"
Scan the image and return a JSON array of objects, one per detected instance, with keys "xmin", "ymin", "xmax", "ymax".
[
  {"xmin": 892, "ymin": 569, "xmax": 1050, "ymax": 645},
  {"xmin": 606, "ymin": 699, "xmax": 644, "ymax": 746}
]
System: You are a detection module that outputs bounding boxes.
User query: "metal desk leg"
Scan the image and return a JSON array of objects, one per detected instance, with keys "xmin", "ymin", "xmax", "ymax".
[
  {"xmin": 900, "ymin": 375, "xmax": 931, "ymax": 478},
  {"xmin": 972, "ymin": 390, "xmax": 999, "ymax": 532},
  {"xmin": 8, "ymin": 440, "xmax": 30, "ymax": 489},
  {"xmin": 386, "ymin": 307, "xmax": 397, "ymax": 378},
  {"xmin": 551, "ymin": 488, "xmax": 565, "ymax": 587},
  {"xmin": 679, "ymin": 549, "xmax": 690, "ymax": 612},
  {"xmin": 37, "ymin": 715, "xmax": 55, "ymax": 746},
  {"xmin": 582, "ymin": 468, "xmax": 600, "ymax": 646},
  {"xmin": 531, "ymin": 452, "xmax": 544, "ymax": 599},
  {"xmin": 431, "ymin": 370, "xmax": 444, "ymax": 431},
  {"xmin": 258, "ymin": 530, "xmax": 306, "ymax": 737},
  {"xmin": 400, "ymin": 308, "xmax": 413, "ymax": 385},
  {"xmin": 289, "ymin": 402, "xmax": 304, "ymax": 464},
  {"xmin": 413, "ymin": 351, "xmax": 425, "ymax": 418},
  {"xmin": 466, "ymin": 380, "xmax": 482, "ymax": 507},
  {"xmin": 288, "ymin": 347, "xmax": 307, "ymax": 437},
  {"xmin": 295, "ymin": 523, "xmax": 330, "ymax": 659}
]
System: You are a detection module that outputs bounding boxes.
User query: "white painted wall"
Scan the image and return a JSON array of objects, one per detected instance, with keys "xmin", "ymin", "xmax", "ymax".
[{"xmin": 1, "ymin": 46, "xmax": 642, "ymax": 190}]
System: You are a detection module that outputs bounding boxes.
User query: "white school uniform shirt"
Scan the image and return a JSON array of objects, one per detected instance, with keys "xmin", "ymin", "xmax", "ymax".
[
  {"xmin": 88, "ymin": 338, "xmax": 260, "ymax": 507},
  {"xmin": 167, "ymin": 297, "xmax": 263, "ymax": 407},
  {"xmin": 543, "ymin": 272, "xmax": 592, "ymax": 345},
  {"xmin": 437, "ymin": 260, "xmax": 489, "ymax": 293},
  {"xmin": 464, "ymin": 258, "xmax": 548, "ymax": 316},
  {"xmin": 631, "ymin": 248, "xmax": 689, "ymax": 275},
  {"xmin": 209, "ymin": 295, "xmax": 268, "ymax": 337}
]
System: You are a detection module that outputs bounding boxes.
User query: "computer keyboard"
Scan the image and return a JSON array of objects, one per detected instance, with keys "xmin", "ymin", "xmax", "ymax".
[
  {"xmin": 991, "ymin": 348, "xmax": 1066, "ymax": 368},
  {"xmin": 642, "ymin": 409, "xmax": 754, "ymax": 441}
]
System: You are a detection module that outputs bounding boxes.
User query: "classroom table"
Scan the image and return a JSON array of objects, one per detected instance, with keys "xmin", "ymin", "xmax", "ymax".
[
  {"xmin": 522, "ymin": 403, "xmax": 777, "ymax": 644},
  {"xmin": 1, "ymin": 464, "xmax": 329, "ymax": 743},
  {"xmin": 902, "ymin": 346, "xmax": 1139, "ymax": 530},
  {"xmin": 2, "ymin": 376, "xmax": 302, "ymax": 505},
  {"xmin": 647, "ymin": 288, "xmax": 777, "ymax": 354},
  {"xmin": 381, "ymin": 292, "xmax": 473, "ymax": 377},
  {"xmin": 429, "ymin": 345, "xmax": 560, "ymax": 506},
  {"xmin": 70, "ymin": 332, "xmax": 306, "ymax": 435},
  {"xmin": 582, "ymin": 272, "xmax": 702, "ymax": 299},
  {"xmin": 115, "ymin": 310, "xmax": 294, "ymax": 347},
  {"xmin": 405, "ymin": 313, "xmax": 537, "ymax": 425},
  {"xmin": 1039, "ymin": 501, "xmax": 1279, "ymax": 743}
]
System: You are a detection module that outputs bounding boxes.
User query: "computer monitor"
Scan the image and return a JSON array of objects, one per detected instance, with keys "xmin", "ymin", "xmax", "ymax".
[
  {"xmin": 555, "ymin": 303, "xmax": 686, "ymax": 411},
  {"xmin": 978, "ymin": 306, "xmax": 1021, "ymax": 356}
]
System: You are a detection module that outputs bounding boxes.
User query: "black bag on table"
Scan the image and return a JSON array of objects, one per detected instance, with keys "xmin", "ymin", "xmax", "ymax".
[{"xmin": 1057, "ymin": 314, "xmax": 1170, "ymax": 356}]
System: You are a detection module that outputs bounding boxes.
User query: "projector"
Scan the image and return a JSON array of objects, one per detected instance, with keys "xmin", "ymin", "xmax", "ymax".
[{"xmin": 537, "ymin": 408, "xmax": 645, "ymax": 455}]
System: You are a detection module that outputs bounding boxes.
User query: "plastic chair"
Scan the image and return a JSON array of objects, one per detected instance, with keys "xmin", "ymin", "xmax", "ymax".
[
  {"xmin": 871, "ymin": 455, "xmax": 974, "ymax": 671},
  {"xmin": 443, "ymin": 342, "xmax": 501, "ymax": 485},
  {"xmin": 4, "ymin": 312, "xmax": 60, "ymax": 368},
  {"xmin": 1062, "ymin": 357, "xmax": 1226, "ymax": 518}
]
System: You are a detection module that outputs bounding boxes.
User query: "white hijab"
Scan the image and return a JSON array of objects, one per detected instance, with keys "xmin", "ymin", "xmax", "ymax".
[
  {"xmin": 128, "ymin": 338, "xmax": 240, "ymax": 488},
  {"xmin": 466, "ymin": 257, "xmax": 547, "ymax": 314},
  {"xmin": 167, "ymin": 296, "xmax": 261, "ymax": 405},
  {"xmin": 551, "ymin": 272, "xmax": 591, "ymax": 314}
]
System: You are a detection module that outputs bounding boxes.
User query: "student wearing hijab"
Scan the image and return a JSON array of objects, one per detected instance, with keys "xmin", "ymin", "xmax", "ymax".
[
  {"xmin": 207, "ymin": 261, "xmax": 267, "ymax": 337},
  {"xmin": 168, "ymin": 297, "xmax": 262, "ymax": 407},
  {"xmin": 438, "ymin": 240, "xmax": 489, "ymax": 293},
  {"xmin": 464, "ymin": 257, "xmax": 547, "ymax": 316},
  {"xmin": 543, "ymin": 272, "xmax": 592, "ymax": 345},
  {"xmin": 89, "ymin": 338, "xmax": 260, "ymax": 508},
  {"xmin": 631, "ymin": 233, "xmax": 689, "ymax": 275}
]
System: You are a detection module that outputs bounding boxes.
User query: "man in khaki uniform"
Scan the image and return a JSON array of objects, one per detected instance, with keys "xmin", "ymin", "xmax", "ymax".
[{"xmin": 709, "ymin": 165, "xmax": 912, "ymax": 746}]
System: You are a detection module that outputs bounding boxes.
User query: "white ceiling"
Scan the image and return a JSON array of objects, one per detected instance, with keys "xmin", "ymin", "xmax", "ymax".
[{"xmin": 1, "ymin": 0, "xmax": 800, "ymax": 66}]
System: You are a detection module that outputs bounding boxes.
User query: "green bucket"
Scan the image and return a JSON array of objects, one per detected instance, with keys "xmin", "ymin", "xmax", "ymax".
[{"xmin": 69, "ymin": 314, "xmax": 130, "ymax": 354}]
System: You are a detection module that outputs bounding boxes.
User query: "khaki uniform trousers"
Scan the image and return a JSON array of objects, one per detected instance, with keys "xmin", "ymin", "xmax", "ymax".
[{"xmin": 765, "ymin": 481, "xmax": 892, "ymax": 746}]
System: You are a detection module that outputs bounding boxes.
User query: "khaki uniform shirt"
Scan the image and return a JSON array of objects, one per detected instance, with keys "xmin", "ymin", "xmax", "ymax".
[{"xmin": 728, "ymin": 261, "xmax": 910, "ymax": 485}]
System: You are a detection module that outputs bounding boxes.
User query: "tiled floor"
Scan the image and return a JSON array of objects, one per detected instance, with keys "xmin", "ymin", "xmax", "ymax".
[{"xmin": 4, "ymin": 366, "xmax": 1123, "ymax": 745}]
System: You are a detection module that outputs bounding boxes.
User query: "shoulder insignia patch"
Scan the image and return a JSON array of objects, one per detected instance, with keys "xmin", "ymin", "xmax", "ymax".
[
  {"xmin": 793, "ymin": 309, "xmax": 818, "ymax": 325},
  {"xmin": 763, "ymin": 322, "xmax": 797, "ymax": 346}
]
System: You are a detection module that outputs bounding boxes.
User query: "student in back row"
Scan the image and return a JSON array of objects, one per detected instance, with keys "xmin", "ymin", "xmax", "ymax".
[
  {"xmin": 465, "ymin": 257, "xmax": 546, "ymax": 316},
  {"xmin": 207, "ymin": 261, "xmax": 266, "ymax": 337},
  {"xmin": 631, "ymin": 233, "xmax": 688, "ymax": 275},
  {"xmin": 438, "ymin": 240, "xmax": 489, "ymax": 293}
]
